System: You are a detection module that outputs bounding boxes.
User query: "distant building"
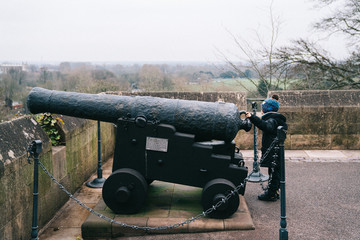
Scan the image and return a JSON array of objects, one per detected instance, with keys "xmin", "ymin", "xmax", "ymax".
[
  {"xmin": 0, "ymin": 64, "xmax": 28, "ymax": 74},
  {"xmin": 12, "ymin": 101, "xmax": 23, "ymax": 109}
]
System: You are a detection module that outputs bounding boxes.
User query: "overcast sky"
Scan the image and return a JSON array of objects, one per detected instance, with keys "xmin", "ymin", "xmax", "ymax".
[{"xmin": 0, "ymin": 0, "xmax": 348, "ymax": 63}]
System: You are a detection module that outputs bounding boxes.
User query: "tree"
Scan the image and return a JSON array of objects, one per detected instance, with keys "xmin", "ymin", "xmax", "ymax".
[
  {"xmin": 39, "ymin": 67, "xmax": 51, "ymax": 83},
  {"xmin": 274, "ymin": 0, "xmax": 360, "ymax": 90},
  {"xmin": 91, "ymin": 69, "xmax": 116, "ymax": 80},
  {"xmin": 138, "ymin": 64, "xmax": 174, "ymax": 91},
  {"xmin": 0, "ymin": 69, "xmax": 24, "ymax": 106},
  {"xmin": 275, "ymin": 39, "xmax": 360, "ymax": 89},
  {"xmin": 244, "ymin": 69, "xmax": 252, "ymax": 78},
  {"xmin": 314, "ymin": 0, "xmax": 360, "ymax": 47},
  {"xmin": 220, "ymin": 0, "xmax": 287, "ymax": 97},
  {"xmin": 59, "ymin": 62, "xmax": 71, "ymax": 73},
  {"xmin": 219, "ymin": 71, "xmax": 237, "ymax": 79},
  {"xmin": 60, "ymin": 66, "xmax": 91, "ymax": 92},
  {"xmin": 8, "ymin": 68, "xmax": 26, "ymax": 85}
]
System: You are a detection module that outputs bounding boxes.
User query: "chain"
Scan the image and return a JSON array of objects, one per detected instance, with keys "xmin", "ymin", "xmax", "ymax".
[
  {"xmin": 259, "ymin": 137, "xmax": 278, "ymax": 164},
  {"xmin": 39, "ymin": 161, "xmax": 247, "ymax": 231},
  {"xmin": 253, "ymin": 137, "xmax": 279, "ymax": 191}
]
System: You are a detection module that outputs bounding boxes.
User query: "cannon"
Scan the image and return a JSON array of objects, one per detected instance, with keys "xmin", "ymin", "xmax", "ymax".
[{"xmin": 27, "ymin": 87, "xmax": 251, "ymax": 218}]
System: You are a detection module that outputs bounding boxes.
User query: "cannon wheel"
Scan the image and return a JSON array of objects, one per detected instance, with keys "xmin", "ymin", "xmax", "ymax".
[
  {"xmin": 201, "ymin": 178, "xmax": 239, "ymax": 219},
  {"xmin": 102, "ymin": 168, "xmax": 148, "ymax": 214}
]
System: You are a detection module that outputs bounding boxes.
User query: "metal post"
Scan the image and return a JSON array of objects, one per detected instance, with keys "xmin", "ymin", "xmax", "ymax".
[
  {"xmin": 253, "ymin": 102, "xmax": 258, "ymax": 163},
  {"xmin": 277, "ymin": 126, "xmax": 288, "ymax": 240},
  {"xmin": 87, "ymin": 120, "xmax": 106, "ymax": 188},
  {"xmin": 247, "ymin": 102, "xmax": 269, "ymax": 182},
  {"xmin": 27, "ymin": 140, "xmax": 42, "ymax": 240}
]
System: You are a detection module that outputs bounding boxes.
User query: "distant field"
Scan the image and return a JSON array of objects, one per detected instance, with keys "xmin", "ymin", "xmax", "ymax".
[
  {"xmin": 187, "ymin": 78, "xmax": 259, "ymax": 94},
  {"xmin": 187, "ymin": 78, "xmax": 294, "ymax": 98},
  {"xmin": 213, "ymin": 78, "xmax": 260, "ymax": 91}
]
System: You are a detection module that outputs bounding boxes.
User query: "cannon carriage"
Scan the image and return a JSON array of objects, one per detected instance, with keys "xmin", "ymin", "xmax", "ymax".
[{"xmin": 27, "ymin": 87, "xmax": 251, "ymax": 218}]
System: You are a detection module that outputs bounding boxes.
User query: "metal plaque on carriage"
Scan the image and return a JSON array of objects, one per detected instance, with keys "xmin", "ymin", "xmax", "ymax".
[{"xmin": 146, "ymin": 137, "xmax": 168, "ymax": 152}]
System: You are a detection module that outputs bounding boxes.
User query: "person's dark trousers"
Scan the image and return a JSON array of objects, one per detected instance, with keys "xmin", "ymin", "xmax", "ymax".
[{"xmin": 268, "ymin": 161, "xmax": 280, "ymax": 195}]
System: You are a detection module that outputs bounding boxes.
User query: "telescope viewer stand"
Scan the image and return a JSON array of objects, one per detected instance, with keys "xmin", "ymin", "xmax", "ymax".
[
  {"xmin": 247, "ymin": 161, "xmax": 269, "ymax": 183},
  {"xmin": 247, "ymin": 101, "xmax": 269, "ymax": 183}
]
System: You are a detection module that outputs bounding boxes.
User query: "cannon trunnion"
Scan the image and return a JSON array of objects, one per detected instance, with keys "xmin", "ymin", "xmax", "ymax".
[{"xmin": 102, "ymin": 117, "xmax": 248, "ymax": 219}]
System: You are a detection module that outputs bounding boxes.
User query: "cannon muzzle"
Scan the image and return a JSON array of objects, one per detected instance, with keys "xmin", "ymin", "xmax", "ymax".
[{"xmin": 27, "ymin": 87, "xmax": 251, "ymax": 141}]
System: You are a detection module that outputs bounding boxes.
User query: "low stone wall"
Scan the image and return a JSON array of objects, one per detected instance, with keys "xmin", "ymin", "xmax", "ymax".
[
  {"xmin": 270, "ymin": 90, "xmax": 360, "ymax": 149},
  {"xmin": 0, "ymin": 116, "xmax": 115, "ymax": 240},
  {"xmin": 0, "ymin": 117, "xmax": 51, "ymax": 240},
  {"xmin": 57, "ymin": 116, "xmax": 116, "ymax": 193}
]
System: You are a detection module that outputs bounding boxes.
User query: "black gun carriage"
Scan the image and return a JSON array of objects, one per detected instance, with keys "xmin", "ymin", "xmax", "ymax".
[{"xmin": 27, "ymin": 87, "xmax": 251, "ymax": 218}]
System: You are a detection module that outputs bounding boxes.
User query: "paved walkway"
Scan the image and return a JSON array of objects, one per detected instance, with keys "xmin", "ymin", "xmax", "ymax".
[
  {"xmin": 39, "ymin": 150, "xmax": 360, "ymax": 240},
  {"xmin": 242, "ymin": 149, "xmax": 360, "ymax": 162}
]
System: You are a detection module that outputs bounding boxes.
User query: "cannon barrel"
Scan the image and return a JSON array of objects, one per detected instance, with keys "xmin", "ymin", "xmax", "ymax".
[{"xmin": 27, "ymin": 87, "xmax": 251, "ymax": 141}]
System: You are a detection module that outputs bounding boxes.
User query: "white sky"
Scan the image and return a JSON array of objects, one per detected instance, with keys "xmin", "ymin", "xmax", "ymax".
[{"xmin": 0, "ymin": 0, "xmax": 349, "ymax": 63}]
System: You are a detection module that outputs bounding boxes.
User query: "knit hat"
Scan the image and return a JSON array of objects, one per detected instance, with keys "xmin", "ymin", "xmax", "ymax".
[{"xmin": 262, "ymin": 98, "xmax": 279, "ymax": 113}]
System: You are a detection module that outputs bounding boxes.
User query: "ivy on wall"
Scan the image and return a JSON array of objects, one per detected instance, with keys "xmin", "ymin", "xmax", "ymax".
[{"xmin": 35, "ymin": 113, "xmax": 64, "ymax": 146}]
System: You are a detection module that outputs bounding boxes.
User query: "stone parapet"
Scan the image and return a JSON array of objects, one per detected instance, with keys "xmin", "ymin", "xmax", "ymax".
[
  {"xmin": 0, "ymin": 117, "xmax": 51, "ymax": 240},
  {"xmin": 270, "ymin": 90, "xmax": 360, "ymax": 107},
  {"xmin": 0, "ymin": 116, "xmax": 115, "ymax": 240},
  {"xmin": 269, "ymin": 90, "xmax": 360, "ymax": 150}
]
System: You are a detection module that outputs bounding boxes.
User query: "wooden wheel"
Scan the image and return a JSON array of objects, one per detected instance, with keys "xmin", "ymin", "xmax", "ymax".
[
  {"xmin": 201, "ymin": 178, "xmax": 239, "ymax": 219},
  {"xmin": 102, "ymin": 168, "xmax": 148, "ymax": 214}
]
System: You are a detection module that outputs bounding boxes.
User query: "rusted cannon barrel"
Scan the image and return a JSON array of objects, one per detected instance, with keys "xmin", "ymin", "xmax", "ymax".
[{"xmin": 27, "ymin": 87, "xmax": 251, "ymax": 141}]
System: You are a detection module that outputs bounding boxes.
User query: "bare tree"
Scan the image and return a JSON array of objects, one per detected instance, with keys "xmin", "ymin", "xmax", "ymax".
[
  {"xmin": 138, "ymin": 64, "xmax": 174, "ymax": 91},
  {"xmin": 0, "ymin": 68, "xmax": 25, "ymax": 106},
  {"xmin": 219, "ymin": 0, "xmax": 286, "ymax": 97},
  {"xmin": 314, "ymin": 0, "xmax": 360, "ymax": 47},
  {"xmin": 275, "ymin": 39, "xmax": 360, "ymax": 89},
  {"xmin": 274, "ymin": 0, "xmax": 360, "ymax": 90}
]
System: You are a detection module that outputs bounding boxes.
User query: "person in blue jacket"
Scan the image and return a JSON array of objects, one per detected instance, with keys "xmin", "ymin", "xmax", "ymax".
[{"xmin": 246, "ymin": 95, "xmax": 288, "ymax": 201}]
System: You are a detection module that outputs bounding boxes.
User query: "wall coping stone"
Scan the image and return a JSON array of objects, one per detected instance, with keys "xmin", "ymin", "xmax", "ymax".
[
  {"xmin": 269, "ymin": 90, "xmax": 360, "ymax": 107},
  {"xmin": 0, "ymin": 117, "xmax": 51, "ymax": 178}
]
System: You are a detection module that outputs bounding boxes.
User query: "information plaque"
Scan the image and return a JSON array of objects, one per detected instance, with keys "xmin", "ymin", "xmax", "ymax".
[{"xmin": 146, "ymin": 137, "xmax": 168, "ymax": 152}]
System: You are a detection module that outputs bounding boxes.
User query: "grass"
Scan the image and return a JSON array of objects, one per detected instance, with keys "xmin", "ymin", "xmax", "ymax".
[
  {"xmin": 213, "ymin": 78, "xmax": 260, "ymax": 91},
  {"xmin": 188, "ymin": 77, "xmax": 295, "ymax": 97},
  {"xmin": 187, "ymin": 78, "xmax": 260, "ymax": 96}
]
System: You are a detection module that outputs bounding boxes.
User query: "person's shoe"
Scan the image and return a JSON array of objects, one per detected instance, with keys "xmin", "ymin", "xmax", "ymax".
[{"xmin": 258, "ymin": 191, "xmax": 278, "ymax": 201}]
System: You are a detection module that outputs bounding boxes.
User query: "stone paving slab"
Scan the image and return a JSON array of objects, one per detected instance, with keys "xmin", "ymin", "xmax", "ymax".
[
  {"xmin": 304, "ymin": 150, "xmax": 347, "ymax": 159},
  {"xmin": 81, "ymin": 181, "xmax": 254, "ymax": 239},
  {"xmin": 39, "ymin": 150, "xmax": 360, "ymax": 240},
  {"xmin": 242, "ymin": 150, "xmax": 360, "ymax": 161},
  {"xmin": 340, "ymin": 150, "xmax": 360, "ymax": 159}
]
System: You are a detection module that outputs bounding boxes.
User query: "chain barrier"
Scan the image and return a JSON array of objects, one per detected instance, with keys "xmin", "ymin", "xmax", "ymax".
[
  {"xmin": 38, "ymin": 137, "xmax": 280, "ymax": 230},
  {"xmin": 259, "ymin": 137, "xmax": 279, "ymax": 164},
  {"xmin": 38, "ymin": 161, "xmax": 247, "ymax": 231},
  {"xmin": 255, "ymin": 137, "xmax": 279, "ymax": 191}
]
